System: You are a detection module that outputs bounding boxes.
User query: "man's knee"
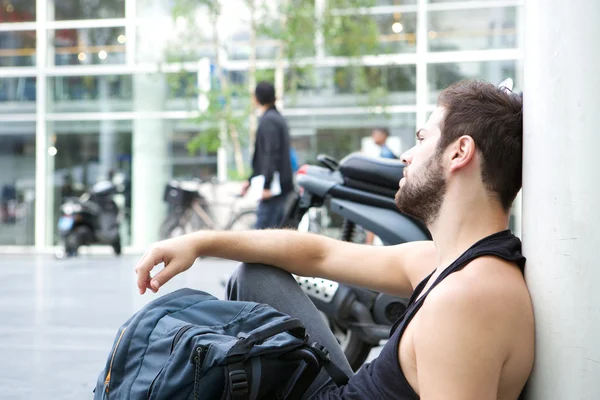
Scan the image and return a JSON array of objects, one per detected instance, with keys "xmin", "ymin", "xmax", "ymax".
[{"xmin": 226, "ymin": 262, "xmax": 292, "ymax": 301}]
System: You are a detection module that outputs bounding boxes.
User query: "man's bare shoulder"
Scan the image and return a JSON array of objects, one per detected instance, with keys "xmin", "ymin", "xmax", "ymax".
[
  {"xmin": 418, "ymin": 256, "xmax": 532, "ymax": 345},
  {"xmin": 426, "ymin": 256, "xmax": 529, "ymax": 311},
  {"xmin": 412, "ymin": 257, "xmax": 534, "ymax": 399}
]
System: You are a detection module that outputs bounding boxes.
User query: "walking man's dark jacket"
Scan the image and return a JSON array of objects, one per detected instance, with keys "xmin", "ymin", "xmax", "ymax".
[{"xmin": 251, "ymin": 106, "xmax": 294, "ymax": 195}]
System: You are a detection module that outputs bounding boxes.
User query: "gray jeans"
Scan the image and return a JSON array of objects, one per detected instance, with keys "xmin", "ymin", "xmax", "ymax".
[{"xmin": 225, "ymin": 263, "xmax": 353, "ymax": 396}]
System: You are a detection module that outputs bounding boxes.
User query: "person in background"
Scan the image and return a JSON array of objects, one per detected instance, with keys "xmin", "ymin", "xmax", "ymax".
[
  {"xmin": 371, "ymin": 127, "xmax": 398, "ymax": 159},
  {"xmin": 241, "ymin": 81, "xmax": 294, "ymax": 229}
]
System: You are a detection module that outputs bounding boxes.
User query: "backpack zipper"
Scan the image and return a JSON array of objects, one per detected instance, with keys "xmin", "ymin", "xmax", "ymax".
[
  {"xmin": 148, "ymin": 325, "xmax": 196, "ymax": 399},
  {"xmin": 104, "ymin": 326, "xmax": 127, "ymax": 393},
  {"xmin": 171, "ymin": 325, "xmax": 194, "ymax": 352},
  {"xmin": 193, "ymin": 346, "xmax": 208, "ymax": 400}
]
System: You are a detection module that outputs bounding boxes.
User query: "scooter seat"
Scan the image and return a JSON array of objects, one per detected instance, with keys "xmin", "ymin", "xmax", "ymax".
[{"xmin": 339, "ymin": 152, "xmax": 405, "ymax": 191}]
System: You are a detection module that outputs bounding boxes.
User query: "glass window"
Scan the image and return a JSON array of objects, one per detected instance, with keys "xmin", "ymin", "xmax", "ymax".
[
  {"xmin": 428, "ymin": 7, "xmax": 517, "ymax": 52},
  {"xmin": 0, "ymin": 31, "xmax": 36, "ymax": 67},
  {"xmin": 0, "ymin": 122, "xmax": 36, "ymax": 245},
  {"xmin": 51, "ymin": 0, "xmax": 125, "ymax": 20},
  {"xmin": 49, "ymin": 75, "xmax": 132, "ymax": 112},
  {"xmin": 376, "ymin": 13, "xmax": 417, "ymax": 54},
  {"xmin": 284, "ymin": 65, "xmax": 416, "ymax": 108},
  {"xmin": 228, "ymin": 41, "xmax": 282, "ymax": 61},
  {"xmin": 326, "ymin": 13, "xmax": 417, "ymax": 56},
  {"xmin": 49, "ymin": 72, "xmax": 205, "ymax": 113},
  {"xmin": 0, "ymin": 77, "xmax": 36, "ymax": 111},
  {"xmin": 428, "ymin": 60, "xmax": 518, "ymax": 103},
  {"xmin": 48, "ymin": 120, "xmax": 133, "ymax": 245},
  {"xmin": 0, "ymin": 0, "xmax": 35, "ymax": 21},
  {"xmin": 429, "ymin": 0, "xmax": 499, "ymax": 2},
  {"xmin": 287, "ymin": 112, "xmax": 416, "ymax": 162},
  {"xmin": 50, "ymin": 27, "xmax": 126, "ymax": 66},
  {"xmin": 375, "ymin": 0, "xmax": 416, "ymax": 4}
]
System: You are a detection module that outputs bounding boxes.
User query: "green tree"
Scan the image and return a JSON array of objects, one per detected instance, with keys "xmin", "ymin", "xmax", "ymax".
[{"xmin": 168, "ymin": 0, "xmax": 387, "ymax": 177}]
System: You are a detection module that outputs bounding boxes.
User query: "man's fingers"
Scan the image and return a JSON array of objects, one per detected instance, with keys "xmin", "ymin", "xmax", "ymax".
[
  {"xmin": 150, "ymin": 263, "xmax": 179, "ymax": 292},
  {"xmin": 135, "ymin": 247, "xmax": 165, "ymax": 294}
]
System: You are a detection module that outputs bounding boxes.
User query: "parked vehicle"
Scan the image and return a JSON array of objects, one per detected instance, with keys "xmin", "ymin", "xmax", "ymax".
[
  {"xmin": 160, "ymin": 179, "xmax": 257, "ymax": 239},
  {"xmin": 282, "ymin": 152, "xmax": 431, "ymax": 370},
  {"xmin": 58, "ymin": 179, "xmax": 122, "ymax": 256}
]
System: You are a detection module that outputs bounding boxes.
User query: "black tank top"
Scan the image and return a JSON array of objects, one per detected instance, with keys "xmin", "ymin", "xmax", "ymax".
[{"xmin": 312, "ymin": 229, "xmax": 526, "ymax": 399}]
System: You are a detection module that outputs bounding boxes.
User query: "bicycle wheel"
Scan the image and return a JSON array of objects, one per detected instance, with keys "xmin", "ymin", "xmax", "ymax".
[
  {"xmin": 226, "ymin": 210, "xmax": 257, "ymax": 231},
  {"xmin": 159, "ymin": 212, "xmax": 182, "ymax": 240}
]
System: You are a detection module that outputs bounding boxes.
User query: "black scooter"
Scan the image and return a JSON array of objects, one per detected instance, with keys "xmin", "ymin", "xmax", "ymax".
[
  {"xmin": 58, "ymin": 180, "xmax": 122, "ymax": 256},
  {"xmin": 282, "ymin": 152, "xmax": 431, "ymax": 370}
]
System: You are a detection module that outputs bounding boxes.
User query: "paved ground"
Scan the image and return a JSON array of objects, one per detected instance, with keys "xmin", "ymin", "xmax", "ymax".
[
  {"xmin": 0, "ymin": 254, "xmax": 238, "ymax": 399},
  {"xmin": 0, "ymin": 254, "xmax": 382, "ymax": 399}
]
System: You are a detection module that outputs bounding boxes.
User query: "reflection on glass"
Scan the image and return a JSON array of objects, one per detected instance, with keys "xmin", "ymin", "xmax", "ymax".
[
  {"xmin": 0, "ymin": 78, "xmax": 36, "ymax": 110},
  {"xmin": 170, "ymin": 130, "xmax": 218, "ymax": 179},
  {"xmin": 429, "ymin": 0, "xmax": 497, "ymax": 2},
  {"xmin": 288, "ymin": 112, "xmax": 416, "ymax": 162},
  {"xmin": 375, "ymin": 0, "xmax": 417, "ymax": 4},
  {"xmin": 49, "ymin": 73, "xmax": 203, "ymax": 113},
  {"xmin": 428, "ymin": 7, "xmax": 517, "ymax": 52},
  {"xmin": 51, "ymin": 27, "xmax": 126, "ymax": 66},
  {"xmin": 229, "ymin": 41, "xmax": 291, "ymax": 61},
  {"xmin": 428, "ymin": 60, "xmax": 517, "ymax": 103},
  {"xmin": 0, "ymin": 31, "xmax": 36, "ymax": 66},
  {"xmin": 282, "ymin": 65, "xmax": 416, "ymax": 108},
  {"xmin": 0, "ymin": 123, "xmax": 36, "ymax": 245},
  {"xmin": 0, "ymin": 0, "xmax": 35, "ymax": 21},
  {"xmin": 49, "ymin": 75, "xmax": 132, "ymax": 113},
  {"xmin": 326, "ymin": 13, "xmax": 417, "ymax": 56},
  {"xmin": 52, "ymin": 0, "xmax": 125, "ymax": 20},
  {"xmin": 375, "ymin": 13, "xmax": 417, "ymax": 54},
  {"xmin": 48, "ymin": 122, "xmax": 132, "ymax": 245}
]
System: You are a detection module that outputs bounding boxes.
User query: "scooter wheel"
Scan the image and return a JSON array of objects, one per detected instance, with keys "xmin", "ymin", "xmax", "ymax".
[
  {"xmin": 112, "ymin": 239, "xmax": 122, "ymax": 256},
  {"xmin": 328, "ymin": 317, "xmax": 375, "ymax": 371}
]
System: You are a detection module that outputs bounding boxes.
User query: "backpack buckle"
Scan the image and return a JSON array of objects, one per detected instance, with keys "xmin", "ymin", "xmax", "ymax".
[
  {"xmin": 229, "ymin": 369, "xmax": 249, "ymax": 396},
  {"xmin": 310, "ymin": 342, "xmax": 331, "ymax": 362}
]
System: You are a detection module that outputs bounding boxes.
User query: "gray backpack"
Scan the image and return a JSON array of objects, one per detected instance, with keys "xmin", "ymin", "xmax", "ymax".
[{"xmin": 93, "ymin": 288, "xmax": 348, "ymax": 399}]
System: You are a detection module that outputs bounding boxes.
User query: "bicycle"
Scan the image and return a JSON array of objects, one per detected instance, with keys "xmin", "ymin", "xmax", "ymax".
[{"xmin": 159, "ymin": 179, "xmax": 257, "ymax": 240}]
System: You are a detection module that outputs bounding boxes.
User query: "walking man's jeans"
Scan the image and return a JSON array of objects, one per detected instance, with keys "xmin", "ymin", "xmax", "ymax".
[
  {"xmin": 255, "ymin": 193, "xmax": 289, "ymax": 229},
  {"xmin": 225, "ymin": 263, "xmax": 354, "ymax": 397}
]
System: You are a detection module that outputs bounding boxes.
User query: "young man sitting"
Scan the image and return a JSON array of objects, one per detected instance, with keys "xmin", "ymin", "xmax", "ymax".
[{"xmin": 135, "ymin": 80, "xmax": 533, "ymax": 400}]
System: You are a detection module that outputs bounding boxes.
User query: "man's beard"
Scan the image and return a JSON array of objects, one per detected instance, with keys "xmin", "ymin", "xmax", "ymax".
[{"xmin": 395, "ymin": 153, "xmax": 447, "ymax": 225}]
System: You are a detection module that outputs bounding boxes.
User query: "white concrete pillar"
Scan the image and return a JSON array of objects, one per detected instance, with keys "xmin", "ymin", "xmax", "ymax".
[
  {"xmin": 131, "ymin": 0, "xmax": 169, "ymax": 248},
  {"xmin": 98, "ymin": 77, "xmax": 116, "ymax": 178},
  {"xmin": 522, "ymin": 1, "xmax": 600, "ymax": 399}
]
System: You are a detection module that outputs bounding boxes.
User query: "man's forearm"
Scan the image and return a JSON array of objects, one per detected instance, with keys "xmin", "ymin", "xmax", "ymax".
[{"xmin": 193, "ymin": 229, "xmax": 330, "ymax": 276}]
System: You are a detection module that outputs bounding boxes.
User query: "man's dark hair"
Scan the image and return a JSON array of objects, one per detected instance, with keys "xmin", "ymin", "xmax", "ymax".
[
  {"xmin": 255, "ymin": 81, "xmax": 276, "ymax": 106},
  {"xmin": 437, "ymin": 80, "xmax": 523, "ymax": 211},
  {"xmin": 373, "ymin": 127, "xmax": 390, "ymax": 137}
]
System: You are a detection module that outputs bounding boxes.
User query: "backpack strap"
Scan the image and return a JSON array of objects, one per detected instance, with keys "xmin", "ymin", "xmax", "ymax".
[
  {"xmin": 309, "ymin": 343, "xmax": 350, "ymax": 386},
  {"xmin": 227, "ymin": 318, "xmax": 306, "ymax": 361},
  {"xmin": 227, "ymin": 361, "xmax": 250, "ymax": 400}
]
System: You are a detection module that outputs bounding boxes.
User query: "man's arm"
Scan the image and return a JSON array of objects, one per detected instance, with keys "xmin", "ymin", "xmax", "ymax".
[
  {"xmin": 135, "ymin": 230, "xmax": 437, "ymax": 296},
  {"xmin": 411, "ymin": 270, "xmax": 509, "ymax": 400}
]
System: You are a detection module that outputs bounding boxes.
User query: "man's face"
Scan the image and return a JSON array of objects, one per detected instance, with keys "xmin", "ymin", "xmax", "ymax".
[{"xmin": 395, "ymin": 108, "xmax": 447, "ymax": 225}]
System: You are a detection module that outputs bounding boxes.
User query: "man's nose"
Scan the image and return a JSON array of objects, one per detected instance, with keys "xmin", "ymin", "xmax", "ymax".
[{"xmin": 401, "ymin": 147, "xmax": 414, "ymax": 165}]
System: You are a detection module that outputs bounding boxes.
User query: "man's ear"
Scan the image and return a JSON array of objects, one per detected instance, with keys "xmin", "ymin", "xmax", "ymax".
[{"xmin": 449, "ymin": 135, "xmax": 476, "ymax": 172}]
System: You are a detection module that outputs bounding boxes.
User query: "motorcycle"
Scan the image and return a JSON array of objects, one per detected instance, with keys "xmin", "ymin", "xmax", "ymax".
[
  {"xmin": 282, "ymin": 152, "xmax": 431, "ymax": 370},
  {"xmin": 58, "ymin": 179, "xmax": 123, "ymax": 257}
]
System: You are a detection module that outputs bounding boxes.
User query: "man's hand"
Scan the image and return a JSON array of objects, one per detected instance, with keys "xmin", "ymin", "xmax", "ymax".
[
  {"xmin": 240, "ymin": 181, "xmax": 250, "ymax": 196},
  {"xmin": 262, "ymin": 189, "xmax": 273, "ymax": 200},
  {"xmin": 135, "ymin": 234, "xmax": 201, "ymax": 294}
]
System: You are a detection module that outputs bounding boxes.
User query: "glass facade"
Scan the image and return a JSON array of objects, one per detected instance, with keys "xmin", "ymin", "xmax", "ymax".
[
  {"xmin": 0, "ymin": 0, "xmax": 524, "ymax": 248},
  {"xmin": 0, "ymin": 122, "xmax": 36, "ymax": 245}
]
